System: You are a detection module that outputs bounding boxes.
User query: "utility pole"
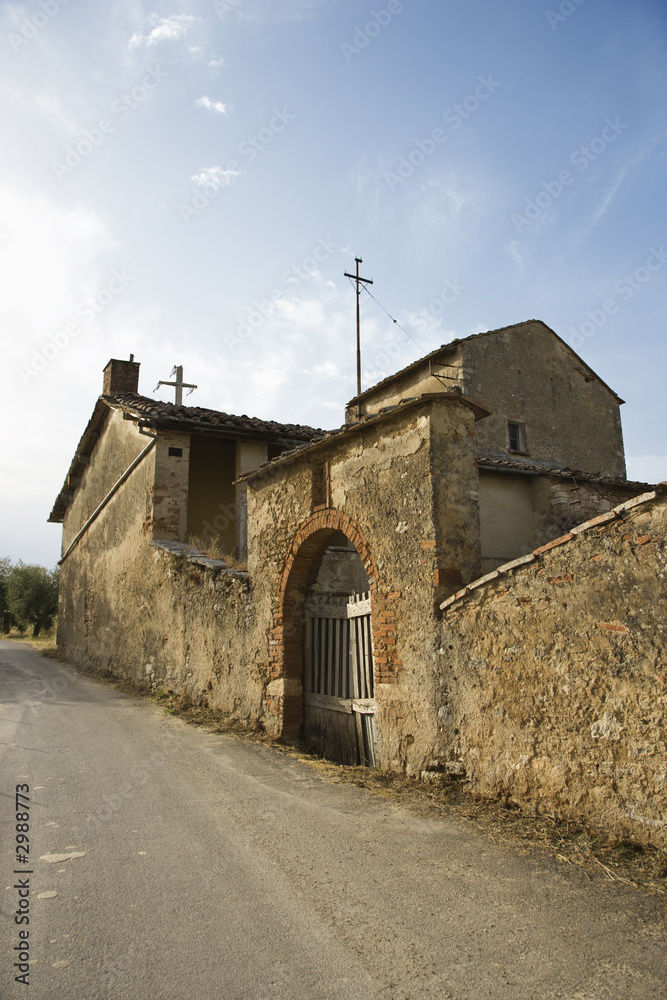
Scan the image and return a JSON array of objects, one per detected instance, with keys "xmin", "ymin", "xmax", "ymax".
[
  {"xmin": 154, "ymin": 366, "xmax": 197, "ymax": 405},
  {"xmin": 344, "ymin": 257, "xmax": 373, "ymax": 399}
]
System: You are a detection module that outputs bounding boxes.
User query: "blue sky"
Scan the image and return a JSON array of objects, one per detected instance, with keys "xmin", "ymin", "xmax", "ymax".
[{"xmin": 1, "ymin": 0, "xmax": 665, "ymax": 566}]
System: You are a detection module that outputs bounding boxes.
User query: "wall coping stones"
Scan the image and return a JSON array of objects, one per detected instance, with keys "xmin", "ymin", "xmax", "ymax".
[
  {"xmin": 239, "ymin": 392, "xmax": 490, "ymax": 483},
  {"xmin": 440, "ymin": 487, "xmax": 664, "ymax": 612},
  {"xmin": 150, "ymin": 539, "xmax": 250, "ymax": 578}
]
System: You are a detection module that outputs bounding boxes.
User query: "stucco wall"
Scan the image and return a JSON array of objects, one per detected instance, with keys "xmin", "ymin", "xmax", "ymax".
[
  {"xmin": 435, "ymin": 490, "xmax": 667, "ymax": 849},
  {"xmin": 62, "ymin": 408, "xmax": 155, "ymax": 552},
  {"xmin": 478, "ymin": 470, "xmax": 647, "ymax": 573}
]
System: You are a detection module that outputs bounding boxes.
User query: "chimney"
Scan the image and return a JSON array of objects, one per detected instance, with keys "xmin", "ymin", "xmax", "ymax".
[{"xmin": 102, "ymin": 355, "xmax": 140, "ymax": 396}]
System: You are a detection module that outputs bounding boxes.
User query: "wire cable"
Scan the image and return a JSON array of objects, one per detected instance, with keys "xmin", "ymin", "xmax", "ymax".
[{"xmin": 358, "ymin": 283, "xmax": 427, "ymax": 353}]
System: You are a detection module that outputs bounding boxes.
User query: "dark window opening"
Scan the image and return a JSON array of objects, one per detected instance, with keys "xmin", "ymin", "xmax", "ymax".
[
  {"xmin": 168, "ymin": 447, "xmax": 183, "ymax": 457},
  {"xmin": 508, "ymin": 421, "xmax": 527, "ymax": 454}
]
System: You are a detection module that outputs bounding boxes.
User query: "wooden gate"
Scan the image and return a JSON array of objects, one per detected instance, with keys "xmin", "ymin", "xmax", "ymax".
[{"xmin": 303, "ymin": 591, "xmax": 376, "ymax": 766}]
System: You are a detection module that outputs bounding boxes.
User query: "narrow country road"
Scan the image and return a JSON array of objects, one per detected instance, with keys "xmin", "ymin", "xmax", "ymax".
[{"xmin": 1, "ymin": 641, "xmax": 666, "ymax": 1000}]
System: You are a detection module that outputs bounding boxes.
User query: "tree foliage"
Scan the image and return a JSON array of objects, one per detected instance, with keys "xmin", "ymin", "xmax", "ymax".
[
  {"xmin": 0, "ymin": 557, "xmax": 12, "ymax": 633},
  {"xmin": 6, "ymin": 562, "xmax": 59, "ymax": 637}
]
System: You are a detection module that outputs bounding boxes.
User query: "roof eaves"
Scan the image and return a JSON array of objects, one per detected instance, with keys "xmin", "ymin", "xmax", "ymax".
[
  {"xmin": 48, "ymin": 397, "xmax": 113, "ymax": 523},
  {"xmin": 477, "ymin": 456, "xmax": 652, "ymax": 490},
  {"xmin": 440, "ymin": 485, "xmax": 666, "ymax": 613},
  {"xmin": 346, "ymin": 319, "xmax": 625, "ymax": 408},
  {"xmin": 238, "ymin": 391, "xmax": 490, "ymax": 483},
  {"xmin": 106, "ymin": 392, "xmax": 324, "ymax": 440}
]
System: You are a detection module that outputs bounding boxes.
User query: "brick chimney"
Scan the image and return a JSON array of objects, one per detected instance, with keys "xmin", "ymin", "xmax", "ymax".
[{"xmin": 102, "ymin": 355, "xmax": 140, "ymax": 395}]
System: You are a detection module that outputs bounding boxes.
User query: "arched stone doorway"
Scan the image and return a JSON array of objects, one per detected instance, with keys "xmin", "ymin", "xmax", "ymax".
[{"xmin": 270, "ymin": 510, "xmax": 380, "ymax": 765}]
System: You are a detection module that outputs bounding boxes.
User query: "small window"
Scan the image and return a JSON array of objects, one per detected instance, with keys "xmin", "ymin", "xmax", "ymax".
[
  {"xmin": 507, "ymin": 421, "xmax": 526, "ymax": 454},
  {"xmin": 168, "ymin": 447, "xmax": 183, "ymax": 457}
]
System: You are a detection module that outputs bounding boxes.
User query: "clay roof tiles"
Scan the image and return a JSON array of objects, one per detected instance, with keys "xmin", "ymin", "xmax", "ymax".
[{"xmin": 108, "ymin": 392, "xmax": 324, "ymax": 439}]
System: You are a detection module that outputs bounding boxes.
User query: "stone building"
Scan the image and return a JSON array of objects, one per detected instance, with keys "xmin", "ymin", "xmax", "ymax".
[{"xmin": 49, "ymin": 321, "xmax": 666, "ymax": 848}]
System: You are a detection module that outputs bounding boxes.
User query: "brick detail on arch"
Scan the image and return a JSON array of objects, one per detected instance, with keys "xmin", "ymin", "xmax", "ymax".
[{"xmin": 266, "ymin": 509, "xmax": 402, "ymax": 741}]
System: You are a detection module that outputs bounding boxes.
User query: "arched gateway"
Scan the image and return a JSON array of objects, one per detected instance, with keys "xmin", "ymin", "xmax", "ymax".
[{"xmin": 271, "ymin": 510, "xmax": 380, "ymax": 766}]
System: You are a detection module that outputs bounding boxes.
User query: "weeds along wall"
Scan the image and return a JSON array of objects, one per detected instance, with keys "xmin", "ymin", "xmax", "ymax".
[{"xmin": 436, "ymin": 490, "xmax": 667, "ymax": 850}]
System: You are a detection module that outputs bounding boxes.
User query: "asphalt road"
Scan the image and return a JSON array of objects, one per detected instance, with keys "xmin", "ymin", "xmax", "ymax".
[{"xmin": 1, "ymin": 641, "xmax": 666, "ymax": 1000}]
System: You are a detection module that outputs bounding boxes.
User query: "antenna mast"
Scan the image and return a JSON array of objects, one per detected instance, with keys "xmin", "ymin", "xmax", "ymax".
[
  {"xmin": 344, "ymin": 257, "xmax": 373, "ymax": 398},
  {"xmin": 154, "ymin": 365, "xmax": 197, "ymax": 405}
]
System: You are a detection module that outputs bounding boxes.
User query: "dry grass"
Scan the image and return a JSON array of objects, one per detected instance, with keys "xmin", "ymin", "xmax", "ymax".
[
  {"xmin": 185, "ymin": 534, "xmax": 248, "ymax": 570},
  {"xmin": 2, "ymin": 626, "xmax": 58, "ymax": 659}
]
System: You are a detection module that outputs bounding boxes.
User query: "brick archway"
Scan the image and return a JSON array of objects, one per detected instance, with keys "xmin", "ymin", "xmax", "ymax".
[{"xmin": 266, "ymin": 509, "xmax": 386, "ymax": 741}]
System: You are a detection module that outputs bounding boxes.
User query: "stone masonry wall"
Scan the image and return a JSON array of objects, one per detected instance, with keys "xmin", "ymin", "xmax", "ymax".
[
  {"xmin": 246, "ymin": 396, "xmax": 482, "ymax": 773},
  {"xmin": 57, "ymin": 417, "xmax": 267, "ymax": 720},
  {"xmin": 435, "ymin": 489, "xmax": 667, "ymax": 849}
]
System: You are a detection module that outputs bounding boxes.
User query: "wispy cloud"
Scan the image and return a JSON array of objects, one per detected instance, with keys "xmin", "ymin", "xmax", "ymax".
[
  {"xmin": 128, "ymin": 14, "xmax": 198, "ymax": 49},
  {"xmin": 591, "ymin": 168, "xmax": 628, "ymax": 226},
  {"xmin": 505, "ymin": 239, "xmax": 528, "ymax": 272},
  {"xmin": 191, "ymin": 165, "xmax": 241, "ymax": 189},
  {"xmin": 195, "ymin": 96, "xmax": 230, "ymax": 115}
]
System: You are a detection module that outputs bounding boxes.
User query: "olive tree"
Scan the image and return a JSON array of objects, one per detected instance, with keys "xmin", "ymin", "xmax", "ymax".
[
  {"xmin": 6, "ymin": 563, "xmax": 59, "ymax": 637},
  {"xmin": 0, "ymin": 557, "xmax": 12, "ymax": 633}
]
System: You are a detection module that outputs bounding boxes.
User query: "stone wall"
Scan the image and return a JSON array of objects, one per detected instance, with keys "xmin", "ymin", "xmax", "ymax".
[
  {"xmin": 435, "ymin": 489, "xmax": 667, "ymax": 849},
  {"xmin": 58, "ymin": 529, "xmax": 266, "ymax": 723},
  {"xmin": 56, "ymin": 389, "xmax": 665, "ymax": 840},
  {"xmin": 461, "ymin": 322, "xmax": 626, "ymax": 477},
  {"xmin": 246, "ymin": 395, "xmax": 483, "ymax": 771}
]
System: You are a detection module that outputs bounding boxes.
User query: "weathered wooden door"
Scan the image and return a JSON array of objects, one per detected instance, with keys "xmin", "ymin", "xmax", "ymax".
[{"xmin": 303, "ymin": 591, "xmax": 376, "ymax": 766}]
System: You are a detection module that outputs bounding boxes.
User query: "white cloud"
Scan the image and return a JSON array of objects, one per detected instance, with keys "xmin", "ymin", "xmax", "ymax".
[
  {"xmin": 0, "ymin": 183, "xmax": 113, "ymax": 339},
  {"xmin": 195, "ymin": 96, "xmax": 230, "ymax": 115},
  {"xmin": 208, "ymin": 57, "xmax": 225, "ymax": 71},
  {"xmin": 505, "ymin": 240, "xmax": 527, "ymax": 272},
  {"xmin": 592, "ymin": 168, "xmax": 628, "ymax": 225},
  {"xmin": 191, "ymin": 165, "xmax": 241, "ymax": 189},
  {"xmin": 128, "ymin": 14, "xmax": 198, "ymax": 49}
]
